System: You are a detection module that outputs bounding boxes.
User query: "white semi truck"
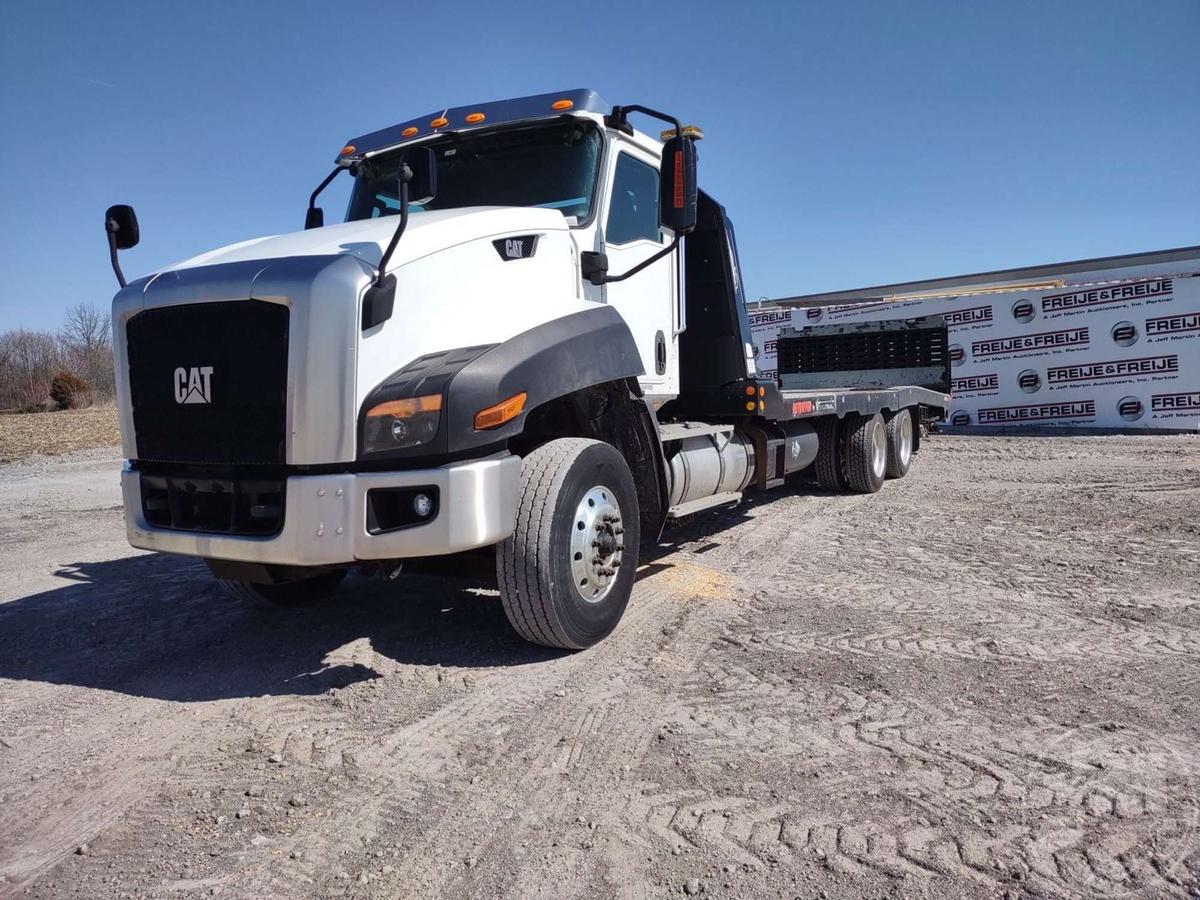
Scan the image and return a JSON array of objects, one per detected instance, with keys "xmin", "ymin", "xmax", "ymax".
[{"xmin": 104, "ymin": 89, "xmax": 950, "ymax": 649}]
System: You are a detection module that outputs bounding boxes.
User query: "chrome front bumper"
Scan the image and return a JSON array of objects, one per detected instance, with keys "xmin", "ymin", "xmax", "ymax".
[{"xmin": 122, "ymin": 455, "xmax": 521, "ymax": 566}]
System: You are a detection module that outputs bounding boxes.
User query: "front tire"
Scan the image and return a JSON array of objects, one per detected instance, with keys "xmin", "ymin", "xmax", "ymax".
[
  {"xmin": 209, "ymin": 563, "xmax": 346, "ymax": 608},
  {"xmin": 497, "ymin": 438, "xmax": 641, "ymax": 650}
]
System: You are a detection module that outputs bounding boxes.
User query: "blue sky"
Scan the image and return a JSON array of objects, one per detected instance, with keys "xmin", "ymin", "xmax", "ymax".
[{"xmin": 1, "ymin": 0, "xmax": 1197, "ymax": 331}]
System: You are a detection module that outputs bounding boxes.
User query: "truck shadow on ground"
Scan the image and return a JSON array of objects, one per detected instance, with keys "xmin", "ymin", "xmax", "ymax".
[
  {"xmin": 0, "ymin": 552, "xmax": 563, "ymax": 704},
  {"xmin": 0, "ymin": 481, "xmax": 826, "ymax": 704}
]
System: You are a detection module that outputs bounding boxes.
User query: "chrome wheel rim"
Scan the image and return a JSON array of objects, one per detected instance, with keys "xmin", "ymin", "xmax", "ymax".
[
  {"xmin": 569, "ymin": 486, "xmax": 624, "ymax": 603},
  {"xmin": 871, "ymin": 420, "xmax": 887, "ymax": 479},
  {"xmin": 898, "ymin": 413, "xmax": 913, "ymax": 468}
]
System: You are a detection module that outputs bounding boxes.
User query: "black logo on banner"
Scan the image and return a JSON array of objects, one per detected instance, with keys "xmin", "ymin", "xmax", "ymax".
[
  {"xmin": 1017, "ymin": 369, "xmax": 1041, "ymax": 393},
  {"xmin": 1117, "ymin": 396, "xmax": 1144, "ymax": 422},
  {"xmin": 1111, "ymin": 321, "xmax": 1139, "ymax": 346},
  {"xmin": 806, "ymin": 308, "xmax": 824, "ymax": 322},
  {"xmin": 1012, "ymin": 299, "xmax": 1036, "ymax": 323},
  {"xmin": 949, "ymin": 344, "xmax": 965, "ymax": 367},
  {"xmin": 950, "ymin": 411, "xmax": 972, "ymax": 426}
]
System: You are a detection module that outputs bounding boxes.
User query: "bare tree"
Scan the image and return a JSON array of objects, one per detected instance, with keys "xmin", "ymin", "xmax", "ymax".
[
  {"xmin": 0, "ymin": 330, "xmax": 60, "ymax": 410},
  {"xmin": 57, "ymin": 303, "xmax": 115, "ymax": 399},
  {"xmin": 59, "ymin": 303, "xmax": 111, "ymax": 355}
]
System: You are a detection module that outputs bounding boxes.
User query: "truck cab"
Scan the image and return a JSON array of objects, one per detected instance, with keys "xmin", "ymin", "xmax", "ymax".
[{"xmin": 106, "ymin": 89, "xmax": 948, "ymax": 650}]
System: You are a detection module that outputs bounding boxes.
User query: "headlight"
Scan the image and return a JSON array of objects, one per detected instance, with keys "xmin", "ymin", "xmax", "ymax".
[{"xmin": 363, "ymin": 394, "xmax": 442, "ymax": 452}]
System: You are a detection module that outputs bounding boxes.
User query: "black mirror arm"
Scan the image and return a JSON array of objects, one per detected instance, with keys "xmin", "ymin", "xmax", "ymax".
[
  {"xmin": 606, "ymin": 104, "xmax": 681, "ymax": 137},
  {"xmin": 588, "ymin": 235, "xmax": 680, "ymax": 286},
  {"xmin": 374, "ymin": 168, "xmax": 411, "ymax": 288},
  {"xmin": 308, "ymin": 167, "xmax": 342, "ymax": 212},
  {"xmin": 106, "ymin": 219, "xmax": 127, "ymax": 289}
]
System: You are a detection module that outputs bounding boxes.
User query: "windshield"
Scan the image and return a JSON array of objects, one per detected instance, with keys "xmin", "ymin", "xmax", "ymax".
[{"xmin": 345, "ymin": 120, "xmax": 602, "ymax": 225}]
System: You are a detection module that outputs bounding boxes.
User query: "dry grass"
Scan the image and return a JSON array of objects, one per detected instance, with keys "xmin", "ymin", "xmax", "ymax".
[{"xmin": 0, "ymin": 405, "xmax": 121, "ymax": 464}]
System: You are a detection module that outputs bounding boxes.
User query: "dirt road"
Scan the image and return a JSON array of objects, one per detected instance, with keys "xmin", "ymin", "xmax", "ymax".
[{"xmin": 1, "ymin": 435, "xmax": 1197, "ymax": 899}]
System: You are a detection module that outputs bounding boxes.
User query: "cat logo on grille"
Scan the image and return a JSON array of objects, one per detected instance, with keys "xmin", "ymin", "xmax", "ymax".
[{"xmin": 174, "ymin": 366, "xmax": 214, "ymax": 404}]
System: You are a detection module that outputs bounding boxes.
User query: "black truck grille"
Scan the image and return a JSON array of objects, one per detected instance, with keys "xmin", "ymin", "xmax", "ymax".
[
  {"xmin": 126, "ymin": 301, "xmax": 289, "ymax": 465},
  {"xmin": 141, "ymin": 473, "xmax": 285, "ymax": 536}
]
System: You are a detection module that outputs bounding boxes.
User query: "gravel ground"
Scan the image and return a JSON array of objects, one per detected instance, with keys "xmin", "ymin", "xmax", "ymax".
[
  {"xmin": 0, "ymin": 434, "xmax": 1197, "ymax": 899},
  {"xmin": 0, "ymin": 407, "xmax": 120, "ymax": 464}
]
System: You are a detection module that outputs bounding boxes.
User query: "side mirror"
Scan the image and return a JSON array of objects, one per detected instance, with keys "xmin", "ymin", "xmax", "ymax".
[
  {"xmin": 106, "ymin": 204, "xmax": 140, "ymax": 250},
  {"xmin": 105, "ymin": 204, "xmax": 139, "ymax": 288},
  {"xmin": 305, "ymin": 207, "xmax": 324, "ymax": 230},
  {"xmin": 401, "ymin": 146, "xmax": 437, "ymax": 203},
  {"xmin": 658, "ymin": 136, "xmax": 698, "ymax": 235}
]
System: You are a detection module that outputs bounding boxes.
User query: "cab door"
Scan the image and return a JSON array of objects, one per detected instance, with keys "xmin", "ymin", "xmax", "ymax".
[{"xmin": 599, "ymin": 150, "xmax": 679, "ymax": 399}]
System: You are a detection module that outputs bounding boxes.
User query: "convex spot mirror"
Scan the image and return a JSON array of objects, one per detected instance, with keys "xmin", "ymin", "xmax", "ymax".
[
  {"xmin": 401, "ymin": 146, "xmax": 437, "ymax": 204},
  {"xmin": 106, "ymin": 204, "xmax": 139, "ymax": 249},
  {"xmin": 658, "ymin": 136, "xmax": 698, "ymax": 235}
]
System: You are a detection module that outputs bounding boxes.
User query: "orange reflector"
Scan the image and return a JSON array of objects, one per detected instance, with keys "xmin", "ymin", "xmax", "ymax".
[
  {"xmin": 744, "ymin": 385, "xmax": 756, "ymax": 396},
  {"xmin": 745, "ymin": 401, "xmax": 756, "ymax": 412},
  {"xmin": 474, "ymin": 392, "xmax": 527, "ymax": 430},
  {"xmin": 402, "ymin": 126, "xmax": 419, "ymax": 137},
  {"xmin": 465, "ymin": 112, "xmax": 485, "ymax": 123},
  {"xmin": 551, "ymin": 99, "xmax": 574, "ymax": 110},
  {"xmin": 758, "ymin": 386, "xmax": 766, "ymax": 397},
  {"xmin": 340, "ymin": 144, "xmax": 356, "ymax": 156},
  {"xmin": 430, "ymin": 116, "xmax": 448, "ymax": 128},
  {"xmin": 366, "ymin": 395, "xmax": 442, "ymax": 419}
]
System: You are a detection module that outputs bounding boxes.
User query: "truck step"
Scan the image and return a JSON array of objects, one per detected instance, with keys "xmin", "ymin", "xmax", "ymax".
[
  {"xmin": 667, "ymin": 491, "xmax": 742, "ymax": 519},
  {"xmin": 658, "ymin": 422, "xmax": 735, "ymax": 443}
]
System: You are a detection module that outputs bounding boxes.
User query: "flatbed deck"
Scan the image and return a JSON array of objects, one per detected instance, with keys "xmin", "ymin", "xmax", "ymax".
[{"xmin": 777, "ymin": 385, "xmax": 951, "ymax": 420}]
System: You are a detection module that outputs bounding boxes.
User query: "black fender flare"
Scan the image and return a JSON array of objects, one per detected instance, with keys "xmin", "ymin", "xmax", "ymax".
[{"xmin": 443, "ymin": 305, "xmax": 644, "ymax": 450}]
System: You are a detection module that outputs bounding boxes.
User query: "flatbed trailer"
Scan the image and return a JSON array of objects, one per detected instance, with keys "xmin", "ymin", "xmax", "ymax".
[{"xmin": 104, "ymin": 88, "xmax": 950, "ymax": 650}]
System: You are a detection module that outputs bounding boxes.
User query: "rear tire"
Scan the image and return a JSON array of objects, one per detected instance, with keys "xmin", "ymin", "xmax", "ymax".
[
  {"xmin": 497, "ymin": 438, "xmax": 640, "ymax": 650},
  {"xmin": 845, "ymin": 413, "xmax": 887, "ymax": 493},
  {"xmin": 885, "ymin": 408, "xmax": 914, "ymax": 479},
  {"xmin": 813, "ymin": 417, "xmax": 845, "ymax": 492},
  {"xmin": 209, "ymin": 564, "xmax": 346, "ymax": 608}
]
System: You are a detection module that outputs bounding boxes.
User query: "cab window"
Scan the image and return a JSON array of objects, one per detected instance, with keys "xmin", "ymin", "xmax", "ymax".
[{"xmin": 605, "ymin": 153, "xmax": 661, "ymax": 245}]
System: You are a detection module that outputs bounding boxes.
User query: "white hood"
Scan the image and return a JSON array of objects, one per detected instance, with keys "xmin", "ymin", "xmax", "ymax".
[{"xmin": 162, "ymin": 206, "xmax": 572, "ymax": 275}]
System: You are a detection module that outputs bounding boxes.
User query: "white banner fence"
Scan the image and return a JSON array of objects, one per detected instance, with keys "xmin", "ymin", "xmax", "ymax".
[{"xmin": 750, "ymin": 272, "xmax": 1200, "ymax": 431}]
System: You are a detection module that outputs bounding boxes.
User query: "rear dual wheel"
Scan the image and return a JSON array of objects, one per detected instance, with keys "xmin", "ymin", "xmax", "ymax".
[
  {"xmin": 815, "ymin": 410, "xmax": 908, "ymax": 494},
  {"xmin": 884, "ymin": 408, "xmax": 914, "ymax": 479}
]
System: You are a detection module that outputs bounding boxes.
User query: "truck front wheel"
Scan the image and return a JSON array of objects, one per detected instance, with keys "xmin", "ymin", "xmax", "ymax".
[{"xmin": 497, "ymin": 438, "xmax": 641, "ymax": 650}]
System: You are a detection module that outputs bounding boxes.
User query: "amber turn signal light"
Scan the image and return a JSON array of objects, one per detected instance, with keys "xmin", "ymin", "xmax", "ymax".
[
  {"xmin": 474, "ymin": 392, "xmax": 527, "ymax": 430},
  {"xmin": 366, "ymin": 394, "xmax": 442, "ymax": 419}
]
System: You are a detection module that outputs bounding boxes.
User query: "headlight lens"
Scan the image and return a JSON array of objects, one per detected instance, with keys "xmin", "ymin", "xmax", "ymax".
[{"xmin": 363, "ymin": 394, "xmax": 442, "ymax": 452}]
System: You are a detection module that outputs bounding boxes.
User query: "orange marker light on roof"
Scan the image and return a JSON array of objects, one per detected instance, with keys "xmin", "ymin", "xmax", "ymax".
[
  {"xmin": 340, "ymin": 144, "xmax": 356, "ymax": 156},
  {"xmin": 465, "ymin": 112, "xmax": 485, "ymax": 123},
  {"xmin": 430, "ymin": 116, "xmax": 448, "ymax": 128},
  {"xmin": 401, "ymin": 126, "xmax": 418, "ymax": 138},
  {"xmin": 551, "ymin": 98, "xmax": 574, "ymax": 110}
]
